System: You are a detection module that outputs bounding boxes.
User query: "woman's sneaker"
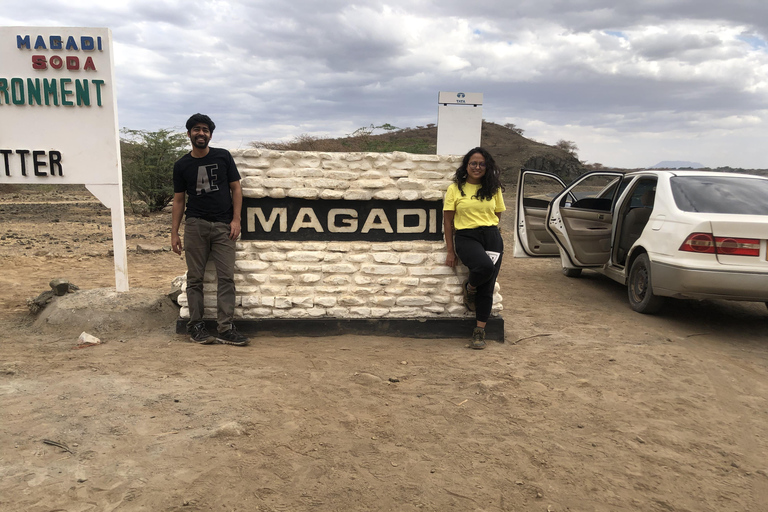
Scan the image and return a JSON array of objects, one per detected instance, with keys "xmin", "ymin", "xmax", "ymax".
[
  {"xmin": 470, "ymin": 327, "xmax": 486, "ymax": 350},
  {"xmin": 189, "ymin": 322, "xmax": 215, "ymax": 344},
  {"xmin": 216, "ymin": 326, "xmax": 249, "ymax": 346}
]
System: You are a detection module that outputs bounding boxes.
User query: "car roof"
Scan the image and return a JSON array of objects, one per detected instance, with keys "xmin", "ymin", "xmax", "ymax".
[{"xmin": 626, "ymin": 169, "xmax": 768, "ymax": 180}]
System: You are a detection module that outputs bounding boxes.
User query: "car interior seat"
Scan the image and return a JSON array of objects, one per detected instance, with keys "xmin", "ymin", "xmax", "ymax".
[{"xmin": 617, "ymin": 188, "xmax": 655, "ymax": 265}]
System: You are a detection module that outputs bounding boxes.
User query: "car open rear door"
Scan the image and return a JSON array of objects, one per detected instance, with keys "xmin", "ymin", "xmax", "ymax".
[
  {"xmin": 514, "ymin": 169, "xmax": 567, "ymax": 257},
  {"xmin": 546, "ymin": 171, "xmax": 624, "ymax": 268}
]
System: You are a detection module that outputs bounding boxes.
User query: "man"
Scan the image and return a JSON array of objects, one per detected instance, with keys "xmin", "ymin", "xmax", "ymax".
[{"xmin": 171, "ymin": 113, "xmax": 248, "ymax": 346}]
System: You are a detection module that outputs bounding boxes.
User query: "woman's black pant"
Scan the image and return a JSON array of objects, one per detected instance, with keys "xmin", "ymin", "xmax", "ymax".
[{"xmin": 454, "ymin": 226, "xmax": 504, "ymax": 323}]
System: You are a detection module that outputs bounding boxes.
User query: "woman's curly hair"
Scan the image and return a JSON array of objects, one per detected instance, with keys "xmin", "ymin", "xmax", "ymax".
[{"xmin": 453, "ymin": 147, "xmax": 505, "ymax": 200}]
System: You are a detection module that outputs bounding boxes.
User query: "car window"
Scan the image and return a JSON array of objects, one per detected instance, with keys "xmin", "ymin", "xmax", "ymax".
[
  {"xmin": 670, "ymin": 176, "xmax": 768, "ymax": 214},
  {"xmin": 520, "ymin": 172, "xmax": 566, "ymax": 208},
  {"xmin": 626, "ymin": 179, "xmax": 656, "ymax": 208},
  {"xmin": 561, "ymin": 174, "xmax": 618, "ymax": 211}
]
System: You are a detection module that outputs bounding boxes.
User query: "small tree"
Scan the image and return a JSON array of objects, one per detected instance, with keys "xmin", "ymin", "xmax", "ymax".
[
  {"xmin": 504, "ymin": 123, "xmax": 525, "ymax": 135},
  {"xmin": 121, "ymin": 128, "xmax": 189, "ymax": 213},
  {"xmin": 555, "ymin": 139, "xmax": 579, "ymax": 157}
]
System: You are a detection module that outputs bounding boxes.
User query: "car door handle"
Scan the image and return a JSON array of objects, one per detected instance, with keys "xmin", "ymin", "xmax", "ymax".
[{"xmin": 597, "ymin": 214, "xmax": 605, "ymax": 220}]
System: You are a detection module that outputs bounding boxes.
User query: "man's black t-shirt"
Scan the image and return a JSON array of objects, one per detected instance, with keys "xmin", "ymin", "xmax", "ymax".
[{"xmin": 173, "ymin": 147, "xmax": 241, "ymax": 223}]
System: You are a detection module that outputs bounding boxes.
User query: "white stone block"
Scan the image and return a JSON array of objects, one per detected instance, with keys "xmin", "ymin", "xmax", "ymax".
[
  {"xmin": 260, "ymin": 285, "xmax": 284, "ymax": 295},
  {"xmin": 241, "ymin": 296, "xmax": 262, "ymax": 307},
  {"xmin": 422, "ymin": 190, "xmax": 445, "ymax": 201},
  {"xmin": 266, "ymin": 168, "xmax": 294, "ymax": 178},
  {"xmin": 324, "ymin": 275, "xmax": 351, "ymax": 285},
  {"xmin": 269, "ymin": 274, "xmax": 295, "ymax": 284},
  {"xmin": 399, "ymin": 253, "xmax": 427, "ymax": 265},
  {"xmin": 424, "ymin": 305, "xmax": 446, "ymax": 314},
  {"xmin": 179, "ymin": 306, "xmax": 189, "ymax": 318},
  {"xmin": 343, "ymin": 190, "xmax": 373, "ymax": 201},
  {"xmin": 370, "ymin": 308, "xmax": 391, "ymax": 317},
  {"xmin": 309, "ymin": 178, "xmax": 351, "ymax": 189},
  {"xmin": 338, "ymin": 296, "xmax": 367, "ymax": 306},
  {"xmin": 409, "ymin": 266, "xmax": 455, "ymax": 276},
  {"xmin": 432, "ymin": 295, "xmax": 451, "ymax": 304},
  {"xmin": 261, "ymin": 296, "xmax": 275, "ymax": 307},
  {"xmin": 372, "ymin": 190, "xmax": 400, "ymax": 200},
  {"xmin": 307, "ymin": 308, "xmax": 327, "ymax": 317},
  {"xmin": 299, "ymin": 273, "xmax": 322, "ymax": 283},
  {"xmin": 315, "ymin": 296, "xmax": 337, "ymax": 307},
  {"xmin": 420, "ymin": 277, "xmax": 440, "ymax": 286},
  {"xmin": 348, "ymin": 254, "xmax": 371, "ymax": 263},
  {"xmin": 268, "ymin": 188, "xmax": 286, "ymax": 198},
  {"xmin": 287, "ymin": 188, "xmax": 320, "ymax": 199},
  {"xmin": 411, "ymin": 154, "xmax": 441, "ymax": 162},
  {"xmin": 399, "ymin": 190, "xmax": 420, "ymax": 201},
  {"xmin": 372, "ymin": 296, "xmax": 396, "ymax": 307},
  {"xmin": 287, "ymin": 251, "xmax": 325, "ymax": 262},
  {"xmin": 375, "ymin": 277, "xmax": 394, "ymax": 285},
  {"xmin": 241, "ymin": 308, "xmax": 272, "ymax": 318},
  {"xmin": 447, "ymin": 304, "xmax": 470, "ymax": 315},
  {"xmin": 362, "ymin": 264, "xmax": 407, "ymax": 276},
  {"xmin": 319, "ymin": 190, "xmax": 345, "ymax": 200},
  {"xmin": 349, "ymin": 307, "xmax": 372, "ymax": 317},
  {"xmin": 236, "ymin": 260, "xmax": 270, "ymax": 271},
  {"xmin": 260, "ymin": 252, "xmax": 287, "ymax": 262},
  {"xmin": 274, "ymin": 297, "xmax": 293, "ymax": 309},
  {"xmin": 354, "ymin": 275, "xmax": 372, "ymax": 285},
  {"xmin": 324, "ymin": 170, "xmax": 358, "ymax": 180},
  {"xmin": 396, "ymin": 179, "xmax": 425, "ymax": 190},
  {"xmin": 389, "ymin": 170, "xmax": 409, "ymax": 178},
  {"xmin": 400, "ymin": 277, "xmax": 419, "ymax": 286},
  {"xmin": 292, "ymin": 296, "xmax": 314, "ymax": 307},
  {"xmin": 396, "ymin": 296, "xmax": 432, "ymax": 306},
  {"xmin": 322, "ymin": 264, "xmax": 357, "ymax": 273},
  {"xmin": 373, "ymin": 253, "xmax": 400, "ymax": 264},
  {"xmin": 413, "ymin": 171, "xmax": 444, "ymax": 179},
  {"xmin": 327, "ymin": 307, "xmax": 350, "ymax": 316},
  {"xmin": 384, "ymin": 286, "xmax": 406, "ymax": 295},
  {"xmin": 388, "ymin": 307, "xmax": 420, "ymax": 317}
]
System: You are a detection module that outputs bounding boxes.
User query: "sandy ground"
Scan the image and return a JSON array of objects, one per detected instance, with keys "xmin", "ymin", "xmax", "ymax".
[{"xmin": 1, "ymin": 186, "xmax": 768, "ymax": 512}]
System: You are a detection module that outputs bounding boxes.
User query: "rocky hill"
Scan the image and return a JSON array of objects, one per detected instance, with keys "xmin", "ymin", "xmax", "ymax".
[{"xmin": 251, "ymin": 121, "xmax": 585, "ymax": 185}]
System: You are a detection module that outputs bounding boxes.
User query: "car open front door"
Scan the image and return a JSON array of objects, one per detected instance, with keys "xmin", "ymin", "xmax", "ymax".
[
  {"xmin": 546, "ymin": 171, "xmax": 624, "ymax": 269},
  {"xmin": 514, "ymin": 169, "xmax": 567, "ymax": 257}
]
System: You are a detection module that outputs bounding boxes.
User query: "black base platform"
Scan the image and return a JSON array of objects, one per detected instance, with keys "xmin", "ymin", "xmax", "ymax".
[{"xmin": 177, "ymin": 317, "xmax": 505, "ymax": 342}]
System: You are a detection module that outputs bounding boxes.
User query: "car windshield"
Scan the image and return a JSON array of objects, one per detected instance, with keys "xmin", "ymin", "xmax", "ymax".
[{"xmin": 670, "ymin": 176, "xmax": 768, "ymax": 215}]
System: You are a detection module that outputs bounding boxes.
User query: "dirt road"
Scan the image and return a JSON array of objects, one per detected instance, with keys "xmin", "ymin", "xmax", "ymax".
[{"xmin": 1, "ymin": 187, "xmax": 767, "ymax": 511}]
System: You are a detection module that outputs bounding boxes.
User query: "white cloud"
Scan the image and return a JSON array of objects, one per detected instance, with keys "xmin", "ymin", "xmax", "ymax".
[{"xmin": 2, "ymin": 0, "xmax": 767, "ymax": 168}]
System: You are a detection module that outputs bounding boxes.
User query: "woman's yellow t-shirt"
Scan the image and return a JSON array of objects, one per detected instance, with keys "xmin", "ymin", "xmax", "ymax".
[{"xmin": 443, "ymin": 182, "xmax": 506, "ymax": 230}]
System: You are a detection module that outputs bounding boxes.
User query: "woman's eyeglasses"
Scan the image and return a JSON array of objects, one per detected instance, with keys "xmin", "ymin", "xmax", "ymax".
[{"xmin": 468, "ymin": 162, "xmax": 486, "ymax": 169}]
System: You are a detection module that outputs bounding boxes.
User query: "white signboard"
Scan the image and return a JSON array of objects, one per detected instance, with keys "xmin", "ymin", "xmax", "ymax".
[
  {"xmin": 1, "ymin": 27, "xmax": 128, "ymax": 291},
  {"xmin": 436, "ymin": 91, "xmax": 483, "ymax": 156}
]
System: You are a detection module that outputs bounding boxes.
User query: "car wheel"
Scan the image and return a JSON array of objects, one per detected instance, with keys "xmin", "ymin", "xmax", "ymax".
[
  {"xmin": 627, "ymin": 254, "xmax": 664, "ymax": 314},
  {"xmin": 562, "ymin": 267, "xmax": 582, "ymax": 278}
]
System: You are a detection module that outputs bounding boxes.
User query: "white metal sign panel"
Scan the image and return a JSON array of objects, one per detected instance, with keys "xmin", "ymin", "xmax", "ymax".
[
  {"xmin": 0, "ymin": 27, "xmax": 120, "ymax": 185},
  {"xmin": 438, "ymin": 91, "xmax": 483, "ymax": 106}
]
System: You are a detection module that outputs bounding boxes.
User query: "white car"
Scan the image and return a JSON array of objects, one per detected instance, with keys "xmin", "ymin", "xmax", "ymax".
[{"xmin": 514, "ymin": 169, "xmax": 768, "ymax": 313}]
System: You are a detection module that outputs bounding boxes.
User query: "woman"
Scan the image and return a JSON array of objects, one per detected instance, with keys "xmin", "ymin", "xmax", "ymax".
[{"xmin": 443, "ymin": 147, "xmax": 506, "ymax": 349}]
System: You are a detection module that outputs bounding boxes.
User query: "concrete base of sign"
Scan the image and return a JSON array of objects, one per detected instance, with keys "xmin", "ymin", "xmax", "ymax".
[{"xmin": 176, "ymin": 317, "xmax": 505, "ymax": 343}]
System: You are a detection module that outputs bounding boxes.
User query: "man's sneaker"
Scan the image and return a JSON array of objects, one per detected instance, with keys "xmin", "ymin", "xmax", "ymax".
[
  {"xmin": 462, "ymin": 280, "xmax": 477, "ymax": 312},
  {"xmin": 216, "ymin": 326, "xmax": 249, "ymax": 346},
  {"xmin": 189, "ymin": 323, "xmax": 215, "ymax": 344},
  {"xmin": 470, "ymin": 327, "xmax": 486, "ymax": 350}
]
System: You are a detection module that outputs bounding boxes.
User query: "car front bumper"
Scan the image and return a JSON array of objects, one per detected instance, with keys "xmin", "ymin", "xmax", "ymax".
[{"xmin": 652, "ymin": 261, "xmax": 768, "ymax": 302}]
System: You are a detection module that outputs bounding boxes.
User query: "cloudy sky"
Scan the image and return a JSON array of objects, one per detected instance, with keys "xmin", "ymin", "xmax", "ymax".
[{"xmin": 3, "ymin": 1, "xmax": 767, "ymax": 168}]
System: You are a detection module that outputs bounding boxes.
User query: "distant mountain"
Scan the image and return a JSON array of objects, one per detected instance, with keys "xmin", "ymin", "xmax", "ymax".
[{"xmin": 650, "ymin": 160, "xmax": 704, "ymax": 169}]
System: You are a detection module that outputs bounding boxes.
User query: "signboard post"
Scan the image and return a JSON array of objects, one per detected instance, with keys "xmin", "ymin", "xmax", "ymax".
[
  {"xmin": 0, "ymin": 27, "xmax": 128, "ymax": 291},
  {"xmin": 436, "ymin": 91, "xmax": 483, "ymax": 156}
]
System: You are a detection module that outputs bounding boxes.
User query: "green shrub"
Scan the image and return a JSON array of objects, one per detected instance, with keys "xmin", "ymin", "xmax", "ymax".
[{"xmin": 121, "ymin": 128, "xmax": 189, "ymax": 212}]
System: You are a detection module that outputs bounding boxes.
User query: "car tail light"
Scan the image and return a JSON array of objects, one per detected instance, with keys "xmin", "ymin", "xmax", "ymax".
[{"xmin": 680, "ymin": 233, "xmax": 760, "ymax": 256}]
